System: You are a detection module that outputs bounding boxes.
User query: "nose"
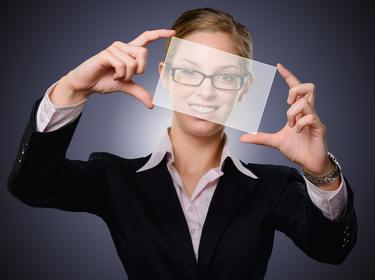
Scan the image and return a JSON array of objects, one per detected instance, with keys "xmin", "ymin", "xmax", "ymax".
[{"xmin": 197, "ymin": 77, "xmax": 217, "ymax": 99}]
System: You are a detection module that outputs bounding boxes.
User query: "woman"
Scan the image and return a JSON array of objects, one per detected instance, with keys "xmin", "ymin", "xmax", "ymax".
[{"xmin": 8, "ymin": 7, "xmax": 357, "ymax": 280}]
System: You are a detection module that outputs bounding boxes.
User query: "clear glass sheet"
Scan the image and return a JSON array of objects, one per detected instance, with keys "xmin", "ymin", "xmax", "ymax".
[{"xmin": 153, "ymin": 36, "xmax": 276, "ymax": 133}]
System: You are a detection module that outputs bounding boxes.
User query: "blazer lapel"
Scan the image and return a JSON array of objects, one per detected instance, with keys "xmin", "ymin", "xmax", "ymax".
[
  {"xmin": 198, "ymin": 157, "xmax": 259, "ymax": 278},
  {"xmin": 134, "ymin": 155, "xmax": 199, "ymax": 279}
]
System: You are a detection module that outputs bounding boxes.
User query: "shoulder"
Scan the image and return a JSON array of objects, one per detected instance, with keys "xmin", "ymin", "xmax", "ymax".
[
  {"xmin": 238, "ymin": 160, "xmax": 307, "ymax": 203},
  {"xmin": 88, "ymin": 152, "xmax": 152, "ymax": 173},
  {"xmin": 240, "ymin": 160, "xmax": 304, "ymax": 184}
]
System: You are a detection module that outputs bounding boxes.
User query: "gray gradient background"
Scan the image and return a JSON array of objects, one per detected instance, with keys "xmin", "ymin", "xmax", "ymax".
[{"xmin": 1, "ymin": 0, "xmax": 373, "ymax": 279}]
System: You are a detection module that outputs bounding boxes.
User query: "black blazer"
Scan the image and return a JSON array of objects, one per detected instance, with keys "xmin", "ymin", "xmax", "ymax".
[{"xmin": 8, "ymin": 98, "xmax": 358, "ymax": 280}]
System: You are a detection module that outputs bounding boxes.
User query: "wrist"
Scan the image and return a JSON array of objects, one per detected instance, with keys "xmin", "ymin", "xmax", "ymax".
[
  {"xmin": 301, "ymin": 152, "xmax": 342, "ymax": 186},
  {"xmin": 317, "ymin": 175, "xmax": 342, "ymax": 191},
  {"xmin": 303, "ymin": 156, "xmax": 335, "ymax": 177},
  {"xmin": 49, "ymin": 75, "xmax": 90, "ymax": 106}
]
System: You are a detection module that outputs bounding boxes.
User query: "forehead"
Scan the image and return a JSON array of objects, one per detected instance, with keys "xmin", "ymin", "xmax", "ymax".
[
  {"xmin": 182, "ymin": 31, "xmax": 238, "ymax": 54},
  {"xmin": 168, "ymin": 32, "xmax": 242, "ymax": 71}
]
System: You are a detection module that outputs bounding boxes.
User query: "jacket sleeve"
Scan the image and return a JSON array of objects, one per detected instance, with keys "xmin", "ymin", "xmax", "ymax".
[
  {"xmin": 273, "ymin": 167, "xmax": 358, "ymax": 265},
  {"xmin": 7, "ymin": 97, "xmax": 108, "ymax": 217}
]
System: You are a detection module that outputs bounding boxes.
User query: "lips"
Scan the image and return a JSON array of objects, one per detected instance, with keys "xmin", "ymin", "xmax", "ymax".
[{"xmin": 189, "ymin": 103, "xmax": 219, "ymax": 114}]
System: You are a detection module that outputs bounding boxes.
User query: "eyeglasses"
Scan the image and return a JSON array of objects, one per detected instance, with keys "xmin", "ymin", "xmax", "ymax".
[{"xmin": 165, "ymin": 63, "xmax": 249, "ymax": 91}]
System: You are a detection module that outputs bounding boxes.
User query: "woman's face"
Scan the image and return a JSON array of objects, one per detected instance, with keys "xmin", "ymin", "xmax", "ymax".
[{"xmin": 158, "ymin": 31, "xmax": 241, "ymax": 138}]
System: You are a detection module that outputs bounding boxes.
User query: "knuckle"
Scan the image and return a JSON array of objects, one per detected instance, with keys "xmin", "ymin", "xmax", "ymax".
[
  {"xmin": 137, "ymin": 67, "xmax": 145, "ymax": 74},
  {"xmin": 102, "ymin": 48, "xmax": 111, "ymax": 54},
  {"xmin": 99, "ymin": 49, "xmax": 110, "ymax": 60},
  {"xmin": 138, "ymin": 46, "xmax": 148, "ymax": 56},
  {"xmin": 308, "ymin": 82, "xmax": 316, "ymax": 90},
  {"xmin": 288, "ymin": 88, "xmax": 294, "ymax": 96},
  {"xmin": 107, "ymin": 45, "xmax": 115, "ymax": 52},
  {"xmin": 112, "ymin": 41, "xmax": 122, "ymax": 47},
  {"xmin": 107, "ymin": 45, "xmax": 117, "ymax": 54},
  {"xmin": 286, "ymin": 108, "xmax": 293, "ymax": 118},
  {"xmin": 299, "ymin": 97, "xmax": 308, "ymax": 106},
  {"xmin": 99, "ymin": 49, "xmax": 108, "ymax": 57},
  {"xmin": 143, "ymin": 30, "xmax": 151, "ymax": 36}
]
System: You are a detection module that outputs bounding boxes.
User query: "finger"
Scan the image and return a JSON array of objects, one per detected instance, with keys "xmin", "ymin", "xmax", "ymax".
[
  {"xmin": 100, "ymin": 49, "xmax": 126, "ymax": 80},
  {"xmin": 122, "ymin": 54, "xmax": 137, "ymax": 82},
  {"xmin": 240, "ymin": 132, "xmax": 277, "ymax": 149},
  {"xmin": 277, "ymin": 63, "xmax": 301, "ymax": 88},
  {"xmin": 294, "ymin": 113, "xmax": 322, "ymax": 133},
  {"xmin": 288, "ymin": 83, "xmax": 316, "ymax": 109},
  {"xmin": 286, "ymin": 97, "xmax": 314, "ymax": 127},
  {"xmin": 107, "ymin": 46, "xmax": 137, "ymax": 82},
  {"xmin": 128, "ymin": 29, "xmax": 176, "ymax": 47},
  {"xmin": 112, "ymin": 41, "xmax": 148, "ymax": 74},
  {"xmin": 120, "ymin": 80, "xmax": 154, "ymax": 109}
]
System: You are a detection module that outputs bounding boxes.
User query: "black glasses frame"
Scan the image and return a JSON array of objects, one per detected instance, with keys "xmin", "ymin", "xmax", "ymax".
[{"xmin": 165, "ymin": 62, "xmax": 249, "ymax": 91}]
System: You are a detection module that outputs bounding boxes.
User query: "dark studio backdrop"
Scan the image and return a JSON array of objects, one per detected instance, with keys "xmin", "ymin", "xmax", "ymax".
[{"xmin": 1, "ymin": 0, "xmax": 373, "ymax": 279}]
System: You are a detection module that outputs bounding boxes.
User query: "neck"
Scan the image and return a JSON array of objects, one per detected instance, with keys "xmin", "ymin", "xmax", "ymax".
[{"xmin": 168, "ymin": 122, "xmax": 225, "ymax": 176}]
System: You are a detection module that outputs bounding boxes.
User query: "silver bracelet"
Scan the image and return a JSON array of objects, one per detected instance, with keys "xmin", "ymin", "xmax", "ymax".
[{"xmin": 302, "ymin": 152, "xmax": 342, "ymax": 185}]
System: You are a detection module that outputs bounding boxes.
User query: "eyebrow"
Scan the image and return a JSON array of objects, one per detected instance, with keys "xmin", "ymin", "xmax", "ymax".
[{"xmin": 177, "ymin": 59, "xmax": 240, "ymax": 71}]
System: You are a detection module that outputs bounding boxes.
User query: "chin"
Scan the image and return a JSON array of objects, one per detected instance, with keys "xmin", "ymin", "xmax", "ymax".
[{"xmin": 174, "ymin": 111, "xmax": 224, "ymax": 137}]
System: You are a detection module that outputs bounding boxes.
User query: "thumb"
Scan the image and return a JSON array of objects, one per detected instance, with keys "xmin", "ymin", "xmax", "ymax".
[
  {"xmin": 120, "ymin": 81, "xmax": 154, "ymax": 109},
  {"xmin": 240, "ymin": 132, "xmax": 277, "ymax": 148}
]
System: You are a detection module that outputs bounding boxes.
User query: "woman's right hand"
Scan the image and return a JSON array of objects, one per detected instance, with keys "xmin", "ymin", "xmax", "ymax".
[{"xmin": 49, "ymin": 29, "xmax": 176, "ymax": 108}]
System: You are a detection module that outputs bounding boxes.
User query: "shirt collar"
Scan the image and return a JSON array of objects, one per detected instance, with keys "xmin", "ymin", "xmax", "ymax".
[{"xmin": 136, "ymin": 127, "xmax": 258, "ymax": 179}]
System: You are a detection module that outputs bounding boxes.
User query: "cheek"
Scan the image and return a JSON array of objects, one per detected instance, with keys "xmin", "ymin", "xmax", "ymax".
[
  {"xmin": 169, "ymin": 84, "xmax": 191, "ymax": 111},
  {"xmin": 217, "ymin": 94, "xmax": 237, "ymax": 111},
  {"xmin": 170, "ymin": 84, "xmax": 190, "ymax": 96}
]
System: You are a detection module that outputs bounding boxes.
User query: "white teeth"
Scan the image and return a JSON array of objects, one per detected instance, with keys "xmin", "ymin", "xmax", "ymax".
[{"xmin": 189, "ymin": 104, "xmax": 217, "ymax": 113}]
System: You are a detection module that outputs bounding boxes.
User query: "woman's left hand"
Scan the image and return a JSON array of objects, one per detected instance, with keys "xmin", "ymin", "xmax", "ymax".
[{"xmin": 240, "ymin": 63, "xmax": 334, "ymax": 177}]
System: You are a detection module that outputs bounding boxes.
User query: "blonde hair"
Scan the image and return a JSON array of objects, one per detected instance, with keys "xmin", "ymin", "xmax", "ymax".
[{"xmin": 164, "ymin": 7, "xmax": 253, "ymax": 59}]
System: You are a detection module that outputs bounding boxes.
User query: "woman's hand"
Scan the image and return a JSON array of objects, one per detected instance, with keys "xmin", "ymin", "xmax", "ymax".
[
  {"xmin": 240, "ymin": 63, "xmax": 336, "ymax": 181},
  {"xmin": 49, "ymin": 29, "xmax": 176, "ymax": 107}
]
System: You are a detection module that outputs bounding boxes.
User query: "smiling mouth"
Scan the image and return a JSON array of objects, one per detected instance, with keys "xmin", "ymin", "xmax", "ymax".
[{"xmin": 189, "ymin": 103, "xmax": 219, "ymax": 114}]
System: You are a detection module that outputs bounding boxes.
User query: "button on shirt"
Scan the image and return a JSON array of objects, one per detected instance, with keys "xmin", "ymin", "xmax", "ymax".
[{"xmin": 36, "ymin": 82, "xmax": 348, "ymax": 262}]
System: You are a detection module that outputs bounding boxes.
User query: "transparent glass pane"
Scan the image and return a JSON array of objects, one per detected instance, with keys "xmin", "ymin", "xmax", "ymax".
[{"xmin": 153, "ymin": 36, "xmax": 276, "ymax": 133}]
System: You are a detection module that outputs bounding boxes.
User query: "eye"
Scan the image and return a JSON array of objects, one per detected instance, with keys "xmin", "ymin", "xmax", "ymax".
[
  {"xmin": 217, "ymin": 73, "xmax": 236, "ymax": 81},
  {"xmin": 181, "ymin": 68, "xmax": 196, "ymax": 75}
]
